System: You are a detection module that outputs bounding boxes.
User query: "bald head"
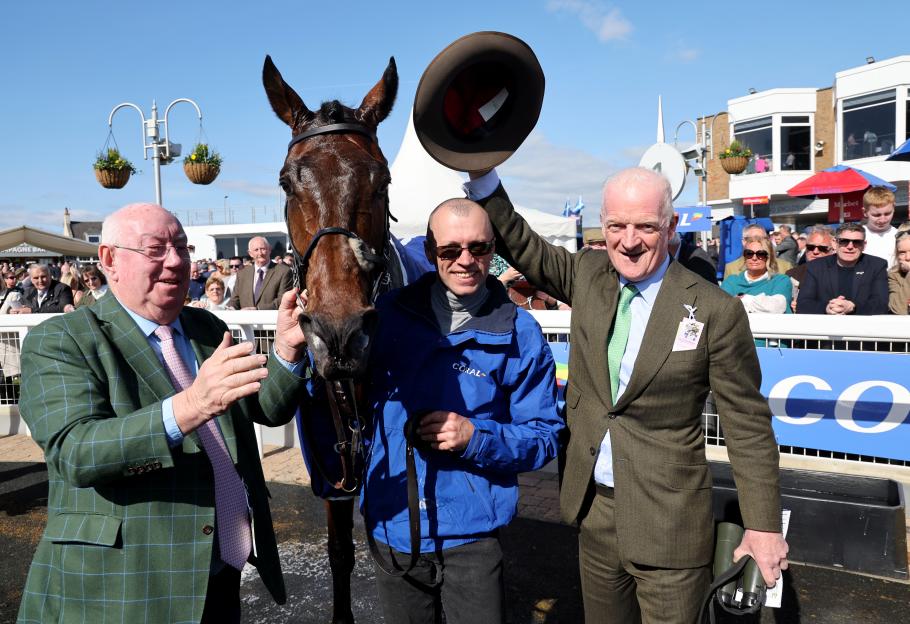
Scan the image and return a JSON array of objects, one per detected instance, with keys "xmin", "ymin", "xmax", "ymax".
[
  {"xmin": 101, "ymin": 203, "xmax": 179, "ymax": 246},
  {"xmin": 426, "ymin": 198, "xmax": 492, "ymax": 247}
]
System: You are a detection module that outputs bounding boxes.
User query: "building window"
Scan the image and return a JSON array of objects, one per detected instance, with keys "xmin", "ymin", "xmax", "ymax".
[
  {"xmin": 734, "ymin": 116, "xmax": 772, "ymax": 174},
  {"xmin": 842, "ymin": 89, "xmax": 896, "ymax": 159},
  {"xmin": 780, "ymin": 116, "xmax": 811, "ymax": 170},
  {"xmin": 86, "ymin": 234, "xmax": 100, "ymax": 243}
]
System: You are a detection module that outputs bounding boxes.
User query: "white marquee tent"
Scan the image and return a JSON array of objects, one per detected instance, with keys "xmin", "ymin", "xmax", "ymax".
[{"xmin": 388, "ymin": 115, "xmax": 578, "ymax": 251}]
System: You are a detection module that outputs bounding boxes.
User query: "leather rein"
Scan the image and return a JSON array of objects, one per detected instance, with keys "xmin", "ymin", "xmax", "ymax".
[{"xmin": 284, "ymin": 121, "xmax": 392, "ymax": 494}]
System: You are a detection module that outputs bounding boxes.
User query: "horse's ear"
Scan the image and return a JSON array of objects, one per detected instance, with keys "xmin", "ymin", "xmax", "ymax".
[
  {"xmin": 262, "ymin": 55, "xmax": 312, "ymax": 130},
  {"xmin": 356, "ymin": 57, "xmax": 398, "ymax": 128}
]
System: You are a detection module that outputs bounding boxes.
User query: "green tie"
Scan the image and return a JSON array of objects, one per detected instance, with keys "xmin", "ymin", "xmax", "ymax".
[{"xmin": 608, "ymin": 284, "xmax": 638, "ymax": 404}]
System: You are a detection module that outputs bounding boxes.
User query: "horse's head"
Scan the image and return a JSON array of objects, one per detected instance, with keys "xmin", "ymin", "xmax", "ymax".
[{"xmin": 263, "ymin": 55, "xmax": 398, "ymax": 380}]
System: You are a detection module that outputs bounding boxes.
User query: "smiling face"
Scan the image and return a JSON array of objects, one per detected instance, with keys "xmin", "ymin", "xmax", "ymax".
[
  {"xmin": 206, "ymin": 281, "xmax": 225, "ymax": 304},
  {"xmin": 427, "ymin": 201, "xmax": 494, "ymax": 297},
  {"xmin": 835, "ymin": 229, "xmax": 866, "ymax": 267},
  {"xmin": 601, "ymin": 177, "xmax": 675, "ymax": 283},
  {"xmin": 29, "ymin": 266, "xmax": 50, "ymax": 291},
  {"xmin": 100, "ymin": 205, "xmax": 190, "ymax": 324}
]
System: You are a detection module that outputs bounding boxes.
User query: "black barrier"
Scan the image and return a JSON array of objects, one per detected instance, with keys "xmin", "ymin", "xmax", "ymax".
[{"xmin": 710, "ymin": 462, "xmax": 908, "ymax": 579}]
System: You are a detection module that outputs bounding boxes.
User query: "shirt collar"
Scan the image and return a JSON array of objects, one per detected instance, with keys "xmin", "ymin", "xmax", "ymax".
[
  {"xmin": 618, "ymin": 254, "xmax": 670, "ymax": 307},
  {"xmin": 121, "ymin": 300, "xmax": 186, "ymax": 340}
]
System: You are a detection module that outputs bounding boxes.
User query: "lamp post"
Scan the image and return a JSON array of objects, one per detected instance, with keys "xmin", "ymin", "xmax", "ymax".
[{"xmin": 106, "ymin": 98, "xmax": 204, "ymax": 206}]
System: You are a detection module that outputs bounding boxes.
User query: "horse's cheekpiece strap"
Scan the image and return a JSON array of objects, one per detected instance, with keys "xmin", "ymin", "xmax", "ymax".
[{"xmin": 287, "ymin": 123, "xmax": 377, "ymax": 151}]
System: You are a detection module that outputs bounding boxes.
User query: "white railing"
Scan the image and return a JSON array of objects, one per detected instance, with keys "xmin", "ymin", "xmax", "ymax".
[{"xmin": 2, "ymin": 312, "xmax": 908, "ymax": 480}]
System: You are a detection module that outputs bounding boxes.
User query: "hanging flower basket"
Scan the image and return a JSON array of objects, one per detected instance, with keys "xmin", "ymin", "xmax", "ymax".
[
  {"xmin": 718, "ymin": 139, "xmax": 752, "ymax": 175},
  {"xmin": 721, "ymin": 156, "xmax": 749, "ymax": 175},
  {"xmin": 95, "ymin": 168, "xmax": 131, "ymax": 189},
  {"xmin": 184, "ymin": 161, "xmax": 220, "ymax": 185},
  {"xmin": 93, "ymin": 148, "xmax": 136, "ymax": 189},
  {"xmin": 183, "ymin": 143, "xmax": 222, "ymax": 185}
]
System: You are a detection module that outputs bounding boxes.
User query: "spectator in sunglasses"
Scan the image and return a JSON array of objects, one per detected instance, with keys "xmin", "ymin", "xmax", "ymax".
[
  {"xmin": 887, "ymin": 229, "xmax": 910, "ymax": 314},
  {"xmin": 723, "ymin": 224, "xmax": 793, "ymax": 278},
  {"xmin": 75, "ymin": 265, "xmax": 109, "ymax": 309},
  {"xmin": 786, "ymin": 226, "xmax": 835, "ymax": 311},
  {"xmin": 223, "ymin": 255, "xmax": 243, "ymax": 296},
  {"xmin": 721, "ymin": 237, "xmax": 791, "ymax": 313},
  {"xmin": 796, "ymin": 222, "xmax": 888, "ymax": 315}
]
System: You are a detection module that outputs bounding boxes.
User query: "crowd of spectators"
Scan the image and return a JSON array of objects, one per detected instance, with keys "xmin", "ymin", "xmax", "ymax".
[
  {"xmin": 0, "ymin": 238, "xmax": 301, "ymax": 317},
  {"xmin": 1, "ymin": 186, "xmax": 908, "ymax": 320}
]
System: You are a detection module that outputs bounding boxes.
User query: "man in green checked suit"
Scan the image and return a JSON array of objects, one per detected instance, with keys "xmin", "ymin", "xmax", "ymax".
[
  {"xmin": 465, "ymin": 167, "xmax": 789, "ymax": 623},
  {"xmin": 17, "ymin": 203, "xmax": 309, "ymax": 623}
]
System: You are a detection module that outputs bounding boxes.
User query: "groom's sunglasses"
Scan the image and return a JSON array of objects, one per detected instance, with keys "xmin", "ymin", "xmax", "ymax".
[{"xmin": 434, "ymin": 240, "xmax": 495, "ymax": 261}]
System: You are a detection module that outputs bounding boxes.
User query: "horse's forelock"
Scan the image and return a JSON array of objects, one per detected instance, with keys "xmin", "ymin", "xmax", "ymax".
[{"xmin": 317, "ymin": 100, "xmax": 354, "ymax": 125}]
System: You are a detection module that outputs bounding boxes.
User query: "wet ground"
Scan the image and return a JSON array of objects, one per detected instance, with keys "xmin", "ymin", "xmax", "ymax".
[{"xmin": 2, "ymin": 450, "xmax": 910, "ymax": 623}]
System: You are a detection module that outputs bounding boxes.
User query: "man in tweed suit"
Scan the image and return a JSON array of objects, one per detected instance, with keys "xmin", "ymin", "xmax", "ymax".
[
  {"xmin": 17, "ymin": 203, "xmax": 309, "ymax": 623},
  {"xmin": 466, "ymin": 167, "xmax": 788, "ymax": 623}
]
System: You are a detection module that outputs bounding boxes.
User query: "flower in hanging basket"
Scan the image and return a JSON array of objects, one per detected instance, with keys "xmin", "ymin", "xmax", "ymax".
[
  {"xmin": 93, "ymin": 148, "xmax": 136, "ymax": 189},
  {"xmin": 183, "ymin": 143, "xmax": 221, "ymax": 185},
  {"xmin": 718, "ymin": 140, "xmax": 752, "ymax": 174},
  {"xmin": 718, "ymin": 140, "xmax": 752, "ymax": 160}
]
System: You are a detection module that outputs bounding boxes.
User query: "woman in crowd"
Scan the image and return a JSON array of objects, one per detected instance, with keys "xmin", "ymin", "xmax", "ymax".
[
  {"xmin": 188, "ymin": 275, "xmax": 230, "ymax": 311},
  {"xmin": 0, "ymin": 271, "xmax": 24, "ymax": 314},
  {"xmin": 888, "ymin": 230, "xmax": 910, "ymax": 315},
  {"xmin": 721, "ymin": 236, "xmax": 792, "ymax": 313},
  {"xmin": 59, "ymin": 266, "xmax": 85, "ymax": 307},
  {"xmin": 77, "ymin": 265, "xmax": 109, "ymax": 308}
]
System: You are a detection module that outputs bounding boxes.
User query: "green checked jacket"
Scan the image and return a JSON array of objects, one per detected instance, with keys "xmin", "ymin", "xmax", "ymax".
[{"xmin": 17, "ymin": 295, "xmax": 305, "ymax": 623}]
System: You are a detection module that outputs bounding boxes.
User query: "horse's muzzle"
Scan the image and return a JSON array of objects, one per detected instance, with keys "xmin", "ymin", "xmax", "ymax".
[{"xmin": 300, "ymin": 308, "xmax": 378, "ymax": 380}]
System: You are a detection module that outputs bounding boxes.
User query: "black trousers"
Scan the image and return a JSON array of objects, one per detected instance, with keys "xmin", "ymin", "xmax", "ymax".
[
  {"xmin": 201, "ymin": 565, "xmax": 241, "ymax": 624},
  {"xmin": 373, "ymin": 537, "xmax": 505, "ymax": 624}
]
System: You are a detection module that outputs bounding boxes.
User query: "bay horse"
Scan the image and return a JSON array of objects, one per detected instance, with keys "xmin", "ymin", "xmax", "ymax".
[{"xmin": 262, "ymin": 55, "xmax": 398, "ymax": 624}]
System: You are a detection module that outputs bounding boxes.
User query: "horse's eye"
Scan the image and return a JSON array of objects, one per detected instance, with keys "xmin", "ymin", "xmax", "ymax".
[{"xmin": 279, "ymin": 178, "xmax": 293, "ymax": 195}]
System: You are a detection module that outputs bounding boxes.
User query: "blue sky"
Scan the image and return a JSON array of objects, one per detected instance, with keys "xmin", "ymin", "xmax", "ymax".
[{"xmin": 1, "ymin": 0, "xmax": 907, "ymax": 232}]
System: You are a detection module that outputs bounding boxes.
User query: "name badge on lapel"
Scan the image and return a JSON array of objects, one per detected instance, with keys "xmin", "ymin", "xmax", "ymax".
[{"xmin": 673, "ymin": 304, "xmax": 704, "ymax": 351}]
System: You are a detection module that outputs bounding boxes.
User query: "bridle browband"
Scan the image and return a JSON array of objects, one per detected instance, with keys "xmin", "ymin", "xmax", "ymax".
[
  {"xmin": 284, "ymin": 121, "xmax": 391, "ymax": 309},
  {"xmin": 286, "ymin": 122, "xmax": 377, "ymax": 152}
]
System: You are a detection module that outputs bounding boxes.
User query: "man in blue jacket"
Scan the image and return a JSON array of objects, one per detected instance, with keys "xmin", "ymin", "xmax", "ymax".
[{"xmin": 301, "ymin": 198, "xmax": 562, "ymax": 623}]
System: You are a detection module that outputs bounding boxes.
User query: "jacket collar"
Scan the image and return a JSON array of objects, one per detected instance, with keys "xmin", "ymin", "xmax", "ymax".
[{"xmin": 390, "ymin": 272, "xmax": 517, "ymax": 339}]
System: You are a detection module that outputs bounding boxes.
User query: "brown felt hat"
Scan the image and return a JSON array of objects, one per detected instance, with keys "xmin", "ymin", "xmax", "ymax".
[{"xmin": 413, "ymin": 31, "xmax": 545, "ymax": 172}]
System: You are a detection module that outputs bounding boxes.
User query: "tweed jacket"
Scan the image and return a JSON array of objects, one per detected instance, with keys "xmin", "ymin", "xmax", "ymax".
[
  {"xmin": 20, "ymin": 279, "xmax": 73, "ymax": 313},
  {"xmin": 479, "ymin": 185, "xmax": 781, "ymax": 569},
  {"xmin": 228, "ymin": 261, "xmax": 293, "ymax": 310},
  {"xmin": 17, "ymin": 294, "xmax": 305, "ymax": 623},
  {"xmin": 888, "ymin": 268, "xmax": 910, "ymax": 314}
]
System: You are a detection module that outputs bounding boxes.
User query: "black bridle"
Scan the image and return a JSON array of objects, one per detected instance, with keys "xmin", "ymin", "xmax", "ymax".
[{"xmin": 283, "ymin": 122, "xmax": 392, "ymax": 310}]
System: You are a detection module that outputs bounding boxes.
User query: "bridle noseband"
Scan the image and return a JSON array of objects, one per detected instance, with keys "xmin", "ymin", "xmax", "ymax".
[{"xmin": 284, "ymin": 122, "xmax": 391, "ymax": 309}]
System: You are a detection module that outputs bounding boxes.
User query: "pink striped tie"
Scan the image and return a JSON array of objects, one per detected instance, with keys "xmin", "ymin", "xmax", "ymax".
[{"xmin": 154, "ymin": 325, "xmax": 252, "ymax": 571}]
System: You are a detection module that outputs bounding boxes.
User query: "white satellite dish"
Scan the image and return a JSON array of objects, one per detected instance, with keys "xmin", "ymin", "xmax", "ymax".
[{"xmin": 638, "ymin": 143, "xmax": 687, "ymax": 200}]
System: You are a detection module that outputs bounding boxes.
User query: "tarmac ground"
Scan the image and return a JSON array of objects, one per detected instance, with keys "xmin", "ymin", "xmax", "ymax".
[{"xmin": 2, "ymin": 435, "xmax": 910, "ymax": 623}]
